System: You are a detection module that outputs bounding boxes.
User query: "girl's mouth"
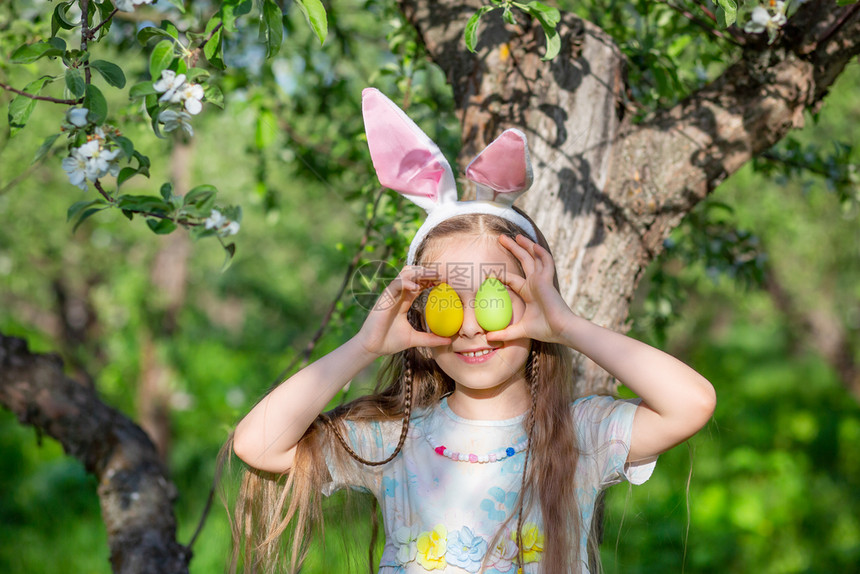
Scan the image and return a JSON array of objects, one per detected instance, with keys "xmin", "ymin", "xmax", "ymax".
[{"xmin": 456, "ymin": 347, "xmax": 498, "ymax": 364}]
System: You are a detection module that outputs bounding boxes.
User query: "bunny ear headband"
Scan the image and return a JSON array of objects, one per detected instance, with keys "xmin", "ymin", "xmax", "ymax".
[{"xmin": 361, "ymin": 88, "xmax": 537, "ymax": 265}]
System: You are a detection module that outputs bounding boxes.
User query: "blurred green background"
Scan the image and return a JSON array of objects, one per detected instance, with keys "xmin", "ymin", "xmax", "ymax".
[{"xmin": 1, "ymin": 0, "xmax": 859, "ymax": 572}]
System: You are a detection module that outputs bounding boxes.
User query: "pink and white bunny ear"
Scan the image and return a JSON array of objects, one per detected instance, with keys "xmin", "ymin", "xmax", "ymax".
[
  {"xmin": 465, "ymin": 128, "xmax": 533, "ymax": 204},
  {"xmin": 362, "ymin": 88, "xmax": 458, "ymax": 212}
]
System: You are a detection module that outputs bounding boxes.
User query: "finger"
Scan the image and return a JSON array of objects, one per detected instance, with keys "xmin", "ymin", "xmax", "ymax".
[
  {"xmin": 485, "ymin": 323, "xmax": 527, "ymax": 343},
  {"xmin": 498, "ymin": 234, "xmax": 536, "ymax": 276},
  {"xmin": 516, "ymin": 235, "xmax": 555, "ymax": 280},
  {"xmin": 494, "ymin": 271, "xmax": 527, "ymax": 294},
  {"xmin": 413, "ymin": 333, "xmax": 452, "ymax": 348}
]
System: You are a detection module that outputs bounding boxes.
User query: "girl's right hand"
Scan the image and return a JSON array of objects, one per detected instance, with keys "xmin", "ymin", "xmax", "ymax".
[{"xmin": 355, "ymin": 265, "xmax": 452, "ymax": 357}]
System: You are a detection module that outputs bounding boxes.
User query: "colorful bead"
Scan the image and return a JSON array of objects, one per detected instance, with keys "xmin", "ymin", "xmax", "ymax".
[{"xmin": 425, "ymin": 433, "xmax": 527, "ymax": 464}]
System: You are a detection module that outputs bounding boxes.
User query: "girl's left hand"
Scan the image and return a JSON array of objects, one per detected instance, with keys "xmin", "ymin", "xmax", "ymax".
[{"xmin": 487, "ymin": 234, "xmax": 574, "ymax": 345}]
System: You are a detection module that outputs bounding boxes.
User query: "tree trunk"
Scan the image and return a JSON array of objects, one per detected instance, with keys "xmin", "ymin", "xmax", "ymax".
[
  {"xmin": 398, "ymin": 0, "xmax": 860, "ymax": 394},
  {"xmin": 0, "ymin": 334, "xmax": 189, "ymax": 573}
]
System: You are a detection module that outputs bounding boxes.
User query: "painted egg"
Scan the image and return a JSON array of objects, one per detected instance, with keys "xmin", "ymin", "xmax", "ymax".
[
  {"xmin": 424, "ymin": 283, "xmax": 463, "ymax": 337},
  {"xmin": 475, "ymin": 277, "xmax": 512, "ymax": 331}
]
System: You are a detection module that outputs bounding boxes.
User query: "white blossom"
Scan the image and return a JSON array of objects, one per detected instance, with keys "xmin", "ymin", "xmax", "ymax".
[
  {"xmin": 66, "ymin": 107, "xmax": 89, "ymax": 128},
  {"xmin": 62, "ymin": 149, "xmax": 89, "ymax": 191},
  {"xmin": 153, "ymin": 70, "xmax": 206, "ymax": 115},
  {"xmin": 159, "ymin": 109, "xmax": 194, "ymax": 136},
  {"xmin": 205, "ymin": 209, "xmax": 227, "ymax": 230},
  {"xmin": 178, "ymin": 82, "xmax": 205, "ymax": 115},
  {"xmin": 77, "ymin": 139, "xmax": 121, "ymax": 181},
  {"xmin": 744, "ymin": 2, "xmax": 787, "ymax": 34},
  {"xmin": 154, "ymin": 70, "xmax": 187, "ymax": 104},
  {"xmin": 62, "ymin": 136, "xmax": 122, "ymax": 190},
  {"xmin": 114, "ymin": 0, "xmax": 154, "ymax": 14},
  {"xmin": 205, "ymin": 209, "xmax": 240, "ymax": 237}
]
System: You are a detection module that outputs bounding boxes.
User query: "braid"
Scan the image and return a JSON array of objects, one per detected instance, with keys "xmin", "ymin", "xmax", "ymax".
[
  {"xmin": 515, "ymin": 347, "xmax": 540, "ymax": 571},
  {"xmin": 323, "ymin": 356, "xmax": 414, "ymax": 467}
]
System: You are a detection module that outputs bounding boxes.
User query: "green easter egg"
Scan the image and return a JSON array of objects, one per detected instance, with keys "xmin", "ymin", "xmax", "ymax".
[
  {"xmin": 425, "ymin": 283, "xmax": 463, "ymax": 337},
  {"xmin": 475, "ymin": 277, "xmax": 512, "ymax": 331}
]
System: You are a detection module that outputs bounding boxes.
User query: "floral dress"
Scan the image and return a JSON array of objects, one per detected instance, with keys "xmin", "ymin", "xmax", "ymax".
[{"xmin": 323, "ymin": 395, "xmax": 656, "ymax": 573}]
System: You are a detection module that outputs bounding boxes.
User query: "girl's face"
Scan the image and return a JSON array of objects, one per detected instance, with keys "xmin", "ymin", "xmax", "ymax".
[{"xmin": 420, "ymin": 234, "xmax": 531, "ymax": 399}]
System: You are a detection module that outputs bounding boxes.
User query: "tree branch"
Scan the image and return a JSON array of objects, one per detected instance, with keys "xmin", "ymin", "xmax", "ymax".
[
  {"xmin": 603, "ymin": 0, "xmax": 860, "ymax": 255},
  {"xmin": 0, "ymin": 333, "xmax": 190, "ymax": 573},
  {"xmin": 0, "ymin": 81, "xmax": 81, "ymax": 105}
]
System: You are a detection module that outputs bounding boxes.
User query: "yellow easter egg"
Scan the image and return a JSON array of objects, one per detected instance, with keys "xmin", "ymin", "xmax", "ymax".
[
  {"xmin": 475, "ymin": 277, "xmax": 512, "ymax": 331},
  {"xmin": 424, "ymin": 283, "xmax": 463, "ymax": 337}
]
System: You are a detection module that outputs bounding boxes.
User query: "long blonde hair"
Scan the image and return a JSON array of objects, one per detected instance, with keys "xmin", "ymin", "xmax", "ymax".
[{"xmin": 225, "ymin": 210, "xmax": 585, "ymax": 573}]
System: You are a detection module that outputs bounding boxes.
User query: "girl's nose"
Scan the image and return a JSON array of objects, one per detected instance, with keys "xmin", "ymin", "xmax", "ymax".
[{"xmin": 458, "ymin": 298, "xmax": 485, "ymax": 337}]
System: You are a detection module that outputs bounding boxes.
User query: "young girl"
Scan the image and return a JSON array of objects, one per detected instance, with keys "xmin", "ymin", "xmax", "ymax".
[{"xmin": 230, "ymin": 89, "xmax": 716, "ymax": 574}]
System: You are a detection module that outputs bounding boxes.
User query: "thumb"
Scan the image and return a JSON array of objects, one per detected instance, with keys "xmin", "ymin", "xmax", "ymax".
[{"xmin": 485, "ymin": 323, "xmax": 526, "ymax": 343}]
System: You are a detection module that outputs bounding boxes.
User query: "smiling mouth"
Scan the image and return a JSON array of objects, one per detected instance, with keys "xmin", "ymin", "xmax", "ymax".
[
  {"xmin": 455, "ymin": 347, "xmax": 499, "ymax": 363},
  {"xmin": 460, "ymin": 349, "xmax": 492, "ymax": 358}
]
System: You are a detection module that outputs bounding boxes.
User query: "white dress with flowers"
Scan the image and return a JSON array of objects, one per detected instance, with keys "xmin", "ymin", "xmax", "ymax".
[{"xmin": 323, "ymin": 395, "xmax": 656, "ymax": 573}]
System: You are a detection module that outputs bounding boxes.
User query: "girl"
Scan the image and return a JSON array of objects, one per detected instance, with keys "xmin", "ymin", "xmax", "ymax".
[{"xmin": 230, "ymin": 89, "xmax": 716, "ymax": 573}]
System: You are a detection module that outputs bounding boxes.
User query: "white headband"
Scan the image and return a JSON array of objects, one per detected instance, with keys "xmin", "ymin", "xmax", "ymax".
[{"xmin": 361, "ymin": 88, "xmax": 537, "ymax": 265}]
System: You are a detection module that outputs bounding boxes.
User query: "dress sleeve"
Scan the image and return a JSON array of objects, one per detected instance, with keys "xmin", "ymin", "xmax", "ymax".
[
  {"xmin": 321, "ymin": 418, "xmax": 398, "ymax": 497},
  {"xmin": 572, "ymin": 395, "xmax": 657, "ymax": 487}
]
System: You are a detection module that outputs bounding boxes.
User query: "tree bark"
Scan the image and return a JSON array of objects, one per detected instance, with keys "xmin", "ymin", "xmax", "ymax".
[
  {"xmin": 0, "ymin": 334, "xmax": 190, "ymax": 574},
  {"xmin": 397, "ymin": 0, "xmax": 860, "ymax": 394}
]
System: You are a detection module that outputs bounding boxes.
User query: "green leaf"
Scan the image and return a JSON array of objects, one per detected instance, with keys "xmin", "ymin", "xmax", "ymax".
[
  {"xmin": 184, "ymin": 67, "xmax": 211, "ymax": 83},
  {"xmin": 33, "ymin": 133, "xmax": 61, "ymax": 164},
  {"xmin": 149, "ymin": 40, "xmax": 174, "ymax": 81},
  {"xmin": 221, "ymin": 0, "xmax": 253, "ymax": 32},
  {"xmin": 147, "ymin": 218, "xmax": 178, "ymax": 234},
  {"xmin": 117, "ymin": 166, "xmax": 138, "ymax": 188},
  {"xmin": 184, "ymin": 185, "xmax": 218, "ymax": 216},
  {"xmin": 114, "ymin": 136, "xmax": 134, "ymax": 159},
  {"xmin": 129, "ymin": 81, "xmax": 158, "ymax": 99},
  {"xmin": 160, "ymin": 19, "xmax": 179, "ymax": 39},
  {"xmin": 261, "ymin": 0, "xmax": 284, "ymax": 58},
  {"xmin": 67, "ymin": 199, "xmax": 106, "ymax": 222},
  {"xmin": 524, "ymin": 1, "xmax": 560, "ymax": 26},
  {"xmin": 716, "ymin": 0, "xmax": 737, "ymax": 28},
  {"xmin": 10, "ymin": 41, "xmax": 64, "ymax": 64},
  {"xmin": 94, "ymin": 1, "xmax": 114, "ymax": 38},
  {"xmin": 465, "ymin": 6, "xmax": 496, "ymax": 53},
  {"xmin": 162, "ymin": 0, "xmax": 186, "ymax": 14},
  {"xmin": 116, "ymin": 194, "xmax": 170, "ymax": 214},
  {"xmin": 90, "ymin": 60, "xmax": 126, "ymax": 88},
  {"xmin": 255, "ymin": 109, "xmax": 278, "ymax": 149},
  {"xmin": 84, "ymin": 84, "xmax": 108, "ymax": 124},
  {"xmin": 526, "ymin": 2, "xmax": 561, "ymax": 60},
  {"xmin": 160, "ymin": 182, "xmax": 174, "ymax": 200},
  {"xmin": 133, "ymin": 151, "xmax": 151, "ymax": 178},
  {"xmin": 204, "ymin": 16, "xmax": 225, "ymax": 69},
  {"xmin": 137, "ymin": 26, "xmax": 176, "ymax": 45},
  {"xmin": 48, "ymin": 37, "xmax": 67, "ymax": 52},
  {"xmin": 65, "ymin": 68, "xmax": 86, "ymax": 98},
  {"xmin": 836, "ymin": 0, "xmax": 859, "ymax": 5},
  {"xmin": 295, "ymin": 0, "xmax": 328, "ymax": 45},
  {"xmin": 8, "ymin": 77, "xmax": 51, "ymax": 137},
  {"xmin": 203, "ymin": 83, "xmax": 224, "ymax": 108},
  {"xmin": 52, "ymin": 1, "xmax": 78, "ymax": 36},
  {"xmin": 73, "ymin": 207, "xmax": 108, "ymax": 232}
]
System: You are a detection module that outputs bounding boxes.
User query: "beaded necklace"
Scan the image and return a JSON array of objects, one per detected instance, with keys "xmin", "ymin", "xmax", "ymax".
[{"xmin": 425, "ymin": 433, "xmax": 528, "ymax": 463}]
